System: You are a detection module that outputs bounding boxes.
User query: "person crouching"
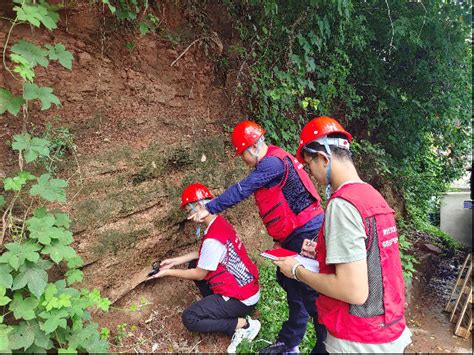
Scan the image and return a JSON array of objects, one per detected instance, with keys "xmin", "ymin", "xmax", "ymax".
[{"xmin": 148, "ymin": 183, "xmax": 261, "ymax": 353}]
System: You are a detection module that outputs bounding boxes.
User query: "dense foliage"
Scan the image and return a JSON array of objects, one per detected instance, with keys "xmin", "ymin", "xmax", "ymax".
[{"xmin": 226, "ymin": 0, "xmax": 472, "ymax": 221}]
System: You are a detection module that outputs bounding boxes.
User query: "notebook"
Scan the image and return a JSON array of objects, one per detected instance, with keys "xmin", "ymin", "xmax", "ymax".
[
  {"xmin": 260, "ymin": 248, "xmax": 298, "ymax": 260},
  {"xmin": 260, "ymin": 248, "xmax": 320, "ymax": 273}
]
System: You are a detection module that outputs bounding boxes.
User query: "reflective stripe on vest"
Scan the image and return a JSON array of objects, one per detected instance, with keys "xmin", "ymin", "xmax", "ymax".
[
  {"xmin": 315, "ymin": 183, "xmax": 406, "ymax": 343},
  {"xmin": 199, "ymin": 215, "xmax": 259, "ymax": 300},
  {"xmin": 254, "ymin": 145, "xmax": 323, "ymax": 242}
]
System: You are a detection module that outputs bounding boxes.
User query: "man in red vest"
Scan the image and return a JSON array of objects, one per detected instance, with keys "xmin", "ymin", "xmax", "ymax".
[
  {"xmin": 274, "ymin": 117, "xmax": 412, "ymax": 353},
  {"xmin": 190, "ymin": 121, "xmax": 327, "ymax": 353},
  {"xmin": 150, "ymin": 183, "xmax": 261, "ymax": 353}
]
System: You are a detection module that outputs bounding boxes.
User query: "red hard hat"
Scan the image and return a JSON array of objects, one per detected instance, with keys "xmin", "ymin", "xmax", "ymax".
[
  {"xmin": 296, "ymin": 116, "xmax": 353, "ymax": 164},
  {"xmin": 231, "ymin": 121, "xmax": 266, "ymax": 156},
  {"xmin": 180, "ymin": 183, "xmax": 213, "ymax": 208}
]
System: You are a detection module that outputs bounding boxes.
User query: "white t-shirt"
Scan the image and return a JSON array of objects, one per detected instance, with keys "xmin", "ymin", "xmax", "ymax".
[{"xmin": 197, "ymin": 218, "xmax": 260, "ymax": 306}]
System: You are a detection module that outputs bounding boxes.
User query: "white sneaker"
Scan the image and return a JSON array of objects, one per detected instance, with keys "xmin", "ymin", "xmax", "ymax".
[{"xmin": 227, "ymin": 318, "xmax": 261, "ymax": 353}]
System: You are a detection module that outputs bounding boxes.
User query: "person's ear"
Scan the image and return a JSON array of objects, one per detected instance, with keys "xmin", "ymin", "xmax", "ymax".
[{"xmin": 319, "ymin": 152, "xmax": 330, "ymax": 167}]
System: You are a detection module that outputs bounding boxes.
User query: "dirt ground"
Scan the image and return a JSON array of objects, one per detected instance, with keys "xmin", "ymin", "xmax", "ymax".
[
  {"xmin": 407, "ymin": 247, "xmax": 472, "ymax": 354},
  {"xmin": 0, "ymin": 1, "xmax": 472, "ymax": 353}
]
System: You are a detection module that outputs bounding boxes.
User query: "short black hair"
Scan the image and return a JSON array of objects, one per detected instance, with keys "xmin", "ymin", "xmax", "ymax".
[{"xmin": 302, "ymin": 133, "xmax": 353, "ymax": 161}]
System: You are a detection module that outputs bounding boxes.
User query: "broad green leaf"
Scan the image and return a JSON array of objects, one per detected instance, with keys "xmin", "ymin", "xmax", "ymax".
[
  {"xmin": 13, "ymin": 64, "xmax": 36, "ymax": 81},
  {"xmin": 37, "ymin": 0, "xmax": 61, "ymax": 28},
  {"xmin": 139, "ymin": 21, "xmax": 150, "ymax": 36},
  {"xmin": 10, "ymin": 293, "xmax": 39, "ymax": 320},
  {"xmin": 101, "ymin": 0, "xmax": 116, "ymax": 14},
  {"xmin": 44, "ymin": 283, "xmax": 57, "ymax": 300},
  {"xmin": 14, "ymin": 4, "xmax": 42, "ymax": 27},
  {"xmin": 45, "ymin": 44, "xmax": 73, "ymax": 70},
  {"xmin": 8, "ymin": 322, "xmax": 35, "ymax": 350},
  {"xmin": 3, "ymin": 171, "xmax": 36, "ymax": 191},
  {"xmin": 42, "ymin": 283, "xmax": 73, "ymax": 311},
  {"xmin": 37, "ymin": 259, "xmax": 54, "ymax": 271},
  {"xmin": 83, "ymin": 289, "xmax": 111, "ymax": 312},
  {"xmin": 4, "ymin": 177, "xmax": 23, "ymax": 191},
  {"xmin": 11, "ymin": 53, "xmax": 36, "ymax": 81},
  {"xmin": 34, "ymin": 207, "xmax": 48, "ymax": 218},
  {"xmin": 0, "ymin": 288, "xmax": 11, "ymax": 306},
  {"xmin": 97, "ymin": 297, "xmax": 111, "ymax": 312},
  {"xmin": 58, "ymin": 347, "xmax": 77, "ymax": 354},
  {"xmin": 10, "ymin": 40, "xmax": 48, "ymax": 67},
  {"xmin": 0, "ymin": 88, "xmax": 24, "ymax": 116},
  {"xmin": 23, "ymin": 83, "xmax": 60, "ymax": 110},
  {"xmin": 31, "ymin": 320, "xmax": 51, "ymax": 349},
  {"xmin": 12, "ymin": 263, "xmax": 48, "ymax": 298},
  {"xmin": 67, "ymin": 323, "xmax": 108, "ymax": 353},
  {"xmin": 42, "ymin": 241, "xmax": 76, "ymax": 264},
  {"xmin": 0, "ymin": 195, "xmax": 5, "ymax": 208},
  {"xmin": 0, "ymin": 296, "xmax": 11, "ymax": 307},
  {"xmin": 27, "ymin": 214, "xmax": 56, "ymax": 245},
  {"xmin": 0, "ymin": 264, "xmax": 13, "ymax": 288},
  {"xmin": 2, "ymin": 242, "xmax": 41, "ymax": 270},
  {"xmin": 14, "ymin": 3, "xmax": 59, "ymax": 30},
  {"xmin": 0, "ymin": 324, "xmax": 13, "ymax": 352},
  {"xmin": 68, "ymin": 298, "xmax": 89, "ymax": 319},
  {"xmin": 57, "ymin": 293, "xmax": 72, "ymax": 308},
  {"xmin": 25, "ymin": 343, "xmax": 48, "ymax": 353},
  {"xmin": 66, "ymin": 256, "xmax": 84, "ymax": 269},
  {"xmin": 54, "ymin": 212, "xmax": 71, "ymax": 228},
  {"xmin": 65, "ymin": 269, "xmax": 83, "ymax": 286},
  {"xmin": 39, "ymin": 309, "xmax": 68, "ymax": 334},
  {"xmin": 50, "ymin": 227, "xmax": 73, "ymax": 244},
  {"xmin": 12, "ymin": 133, "xmax": 50, "ymax": 163},
  {"xmin": 30, "ymin": 174, "xmax": 67, "ymax": 202}
]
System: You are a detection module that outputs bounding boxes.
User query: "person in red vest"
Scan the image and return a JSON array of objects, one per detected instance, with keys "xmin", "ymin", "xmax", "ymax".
[
  {"xmin": 190, "ymin": 121, "xmax": 327, "ymax": 354},
  {"xmin": 274, "ymin": 117, "xmax": 412, "ymax": 353},
  {"xmin": 149, "ymin": 183, "xmax": 261, "ymax": 353}
]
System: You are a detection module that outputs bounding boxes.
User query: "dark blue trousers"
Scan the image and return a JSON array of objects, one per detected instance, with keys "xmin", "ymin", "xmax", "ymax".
[
  {"xmin": 276, "ymin": 224, "xmax": 328, "ymax": 354},
  {"xmin": 181, "ymin": 260, "xmax": 255, "ymax": 336}
]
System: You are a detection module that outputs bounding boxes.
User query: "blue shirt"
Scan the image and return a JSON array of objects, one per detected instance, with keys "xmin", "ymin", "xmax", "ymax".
[
  {"xmin": 206, "ymin": 156, "xmax": 285, "ymax": 214},
  {"xmin": 206, "ymin": 153, "xmax": 324, "ymax": 240}
]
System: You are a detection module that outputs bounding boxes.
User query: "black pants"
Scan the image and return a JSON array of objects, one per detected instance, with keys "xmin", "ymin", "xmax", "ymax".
[
  {"xmin": 277, "ymin": 231, "xmax": 328, "ymax": 354},
  {"xmin": 181, "ymin": 260, "xmax": 256, "ymax": 336}
]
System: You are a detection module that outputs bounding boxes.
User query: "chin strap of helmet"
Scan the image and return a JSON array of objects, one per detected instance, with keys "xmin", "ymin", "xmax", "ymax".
[
  {"xmin": 247, "ymin": 136, "xmax": 265, "ymax": 164},
  {"xmin": 303, "ymin": 136, "xmax": 333, "ymax": 199}
]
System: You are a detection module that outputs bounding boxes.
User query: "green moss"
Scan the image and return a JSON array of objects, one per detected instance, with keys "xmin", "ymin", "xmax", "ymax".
[
  {"xmin": 73, "ymin": 198, "xmax": 123, "ymax": 231},
  {"xmin": 93, "ymin": 229, "xmax": 149, "ymax": 256}
]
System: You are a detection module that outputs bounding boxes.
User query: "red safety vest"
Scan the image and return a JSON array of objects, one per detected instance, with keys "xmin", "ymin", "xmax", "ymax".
[
  {"xmin": 316, "ymin": 182, "xmax": 406, "ymax": 343},
  {"xmin": 254, "ymin": 145, "xmax": 323, "ymax": 242},
  {"xmin": 199, "ymin": 215, "xmax": 259, "ymax": 300}
]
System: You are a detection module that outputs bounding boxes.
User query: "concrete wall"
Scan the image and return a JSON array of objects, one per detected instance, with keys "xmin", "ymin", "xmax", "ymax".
[{"xmin": 440, "ymin": 192, "xmax": 472, "ymax": 248}]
